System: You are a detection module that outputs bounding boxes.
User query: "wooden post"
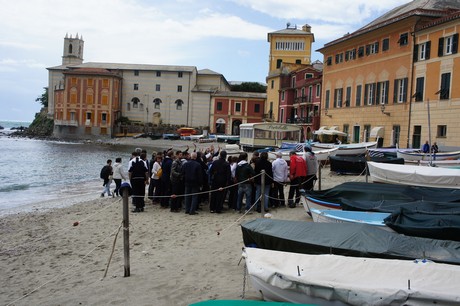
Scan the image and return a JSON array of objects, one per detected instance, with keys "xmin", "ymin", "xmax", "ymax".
[
  {"xmin": 318, "ymin": 163, "xmax": 322, "ymax": 191},
  {"xmin": 122, "ymin": 188, "xmax": 130, "ymax": 277},
  {"xmin": 261, "ymin": 170, "xmax": 265, "ymax": 216}
]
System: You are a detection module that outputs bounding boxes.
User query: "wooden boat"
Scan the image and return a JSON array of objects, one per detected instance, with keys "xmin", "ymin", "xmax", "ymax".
[
  {"xmin": 329, "ymin": 155, "xmax": 404, "ymax": 174},
  {"xmin": 241, "ymin": 219, "xmax": 460, "ymax": 265},
  {"xmin": 419, "ymin": 159, "xmax": 460, "ymax": 167},
  {"xmin": 303, "ymin": 182, "xmax": 460, "ymax": 214},
  {"xmin": 367, "ymin": 161, "xmax": 460, "ymax": 188},
  {"xmin": 243, "ymin": 247, "xmax": 460, "ymax": 305},
  {"xmin": 268, "ymin": 147, "xmax": 338, "ymax": 162},
  {"xmin": 384, "ymin": 208, "xmax": 460, "ymax": 241},
  {"xmin": 309, "ymin": 207, "xmax": 392, "ymax": 230},
  {"xmin": 397, "ymin": 149, "xmax": 460, "ymax": 161},
  {"xmin": 368, "ymin": 147, "xmax": 419, "ymax": 158},
  {"xmin": 312, "ymin": 141, "xmax": 377, "ymax": 156}
]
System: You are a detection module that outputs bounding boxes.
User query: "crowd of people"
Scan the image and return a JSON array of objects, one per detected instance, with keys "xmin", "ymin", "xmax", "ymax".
[{"xmin": 99, "ymin": 144, "xmax": 319, "ymax": 215}]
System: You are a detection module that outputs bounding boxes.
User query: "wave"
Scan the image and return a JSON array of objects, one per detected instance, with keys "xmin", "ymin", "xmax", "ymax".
[{"xmin": 0, "ymin": 184, "xmax": 30, "ymax": 193}]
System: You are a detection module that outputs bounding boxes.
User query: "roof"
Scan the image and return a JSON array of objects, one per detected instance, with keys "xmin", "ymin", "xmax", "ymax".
[
  {"xmin": 62, "ymin": 67, "xmax": 122, "ymax": 78},
  {"xmin": 318, "ymin": 0, "xmax": 460, "ymax": 51},
  {"xmin": 198, "ymin": 68, "xmax": 221, "ymax": 75},
  {"xmin": 267, "ymin": 24, "xmax": 315, "ymax": 42},
  {"xmin": 48, "ymin": 61, "xmax": 197, "ymax": 72},
  {"xmin": 212, "ymin": 91, "xmax": 266, "ymax": 99}
]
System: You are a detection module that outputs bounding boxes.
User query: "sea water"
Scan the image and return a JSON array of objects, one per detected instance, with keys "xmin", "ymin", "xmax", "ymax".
[{"xmin": 0, "ymin": 124, "xmax": 157, "ymax": 216}]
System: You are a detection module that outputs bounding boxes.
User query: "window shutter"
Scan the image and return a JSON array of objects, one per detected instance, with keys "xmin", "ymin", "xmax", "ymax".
[
  {"xmin": 375, "ymin": 42, "xmax": 379, "ymax": 53},
  {"xmin": 333, "ymin": 89, "xmax": 337, "ymax": 108},
  {"xmin": 393, "ymin": 79, "xmax": 398, "ymax": 103},
  {"xmin": 438, "ymin": 37, "xmax": 444, "ymax": 57},
  {"xmin": 385, "ymin": 81, "xmax": 389, "ymax": 104},
  {"xmin": 452, "ymin": 33, "xmax": 459, "ymax": 54},
  {"xmin": 366, "ymin": 45, "xmax": 370, "ymax": 55},
  {"xmin": 402, "ymin": 78, "xmax": 408, "ymax": 102},
  {"xmin": 364, "ymin": 84, "xmax": 368, "ymax": 105},
  {"xmin": 376, "ymin": 82, "xmax": 381, "ymax": 105},
  {"xmin": 426, "ymin": 41, "xmax": 431, "ymax": 59},
  {"xmin": 413, "ymin": 44, "xmax": 419, "ymax": 62}
]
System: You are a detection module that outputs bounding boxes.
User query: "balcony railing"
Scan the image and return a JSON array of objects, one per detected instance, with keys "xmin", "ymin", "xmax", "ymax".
[
  {"xmin": 263, "ymin": 113, "xmax": 274, "ymax": 121},
  {"xmin": 54, "ymin": 119, "xmax": 79, "ymax": 127},
  {"xmin": 286, "ymin": 116, "xmax": 313, "ymax": 124},
  {"xmin": 294, "ymin": 96, "xmax": 313, "ymax": 104}
]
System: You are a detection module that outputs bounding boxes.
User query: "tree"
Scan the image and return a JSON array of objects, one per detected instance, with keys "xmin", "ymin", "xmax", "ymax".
[
  {"xmin": 36, "ymin": 87, "xmax": 48, "ymax": 108},
  {"xmin": 231, "ymin": 82, "xmax": 267, "ymax": 93}
]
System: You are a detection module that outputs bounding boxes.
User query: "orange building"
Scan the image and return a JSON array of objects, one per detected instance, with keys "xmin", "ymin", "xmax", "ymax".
[
  {"xmin": 317, "ymin": 0, "xmax": 460, "ymax": 148},
  {"xmin": 53, "ymin": 68, "xmax": 122, "ymax": 138},
  {"xmin": 210, "ymin": 91, "xmax": 266, "ymax": 135}
]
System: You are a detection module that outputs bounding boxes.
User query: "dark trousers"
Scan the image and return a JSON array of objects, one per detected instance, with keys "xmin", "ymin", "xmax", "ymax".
[
  {"xmin": 160, "ymin": 180, "xmax": 171, "ymax": 208},
  {"xmin": 288, "ymin": 176, "xmax": 305, "ymax": 207},
  {"xmin": 131, "ymin": 178, "xmax": 146, "ymax": 209},
  {"xmin": 185, "ymin": 185, "xmax": 199, "ymax": 214},
  {"xmin": 228, "ymin": 184, "xmax": 238, "ymax": 210},
  {"xmin": 272, "ymin": 181, "xmax": 285, "ymax": 207},
  {"xmin": 170, "ymin": 181, "xmax": 184, "ymax": 211},
  {"xmin": 114, "ymin": 179, "xmax": 122, "ymax": 196},
  {"xmin": 304, "ymin": 175, "xmax": 316, "ymax": 191},
  {"xmin": 210, "ymin": 182, "xmax": 226, "ymax": 213}
]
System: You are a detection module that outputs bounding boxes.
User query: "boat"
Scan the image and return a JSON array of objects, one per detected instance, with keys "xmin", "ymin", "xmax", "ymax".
[
  {"xmin": 368, "ymin": 147, "xmax": 419, "ymax": 158},
  {"xmin": 384, "ymin": 208, "xmax": 460, "ymax": 241},
  {"xmin": 243, "ymin": 247, "xmax": 460, "ymax": 305},
  {"xmin": 239, "ymin": 123, "xmax": 301, "ymax": 151},
  {"xmin": 309, "ymin": 207, "xmax": 392, "ymax": 231},
  {"xmin": 419, "ymin": 159, "xmax": 460, "ymax": 167},
  {"xmin": 329, "ymin": 155, "xmax": 404, "ymax": 174},
  {"xmin": 216, "ymin": 134, "xmax": 240, "ymax": 144},
  {"xmin": 177, "ymin": 127, "xmax": 198, "ymax": 137},
  {"xmin": 162, "ymin": 133, "xmax": 180, "ymax": 140},
  {"xmin": 268, "ymin": 146, "xmax": 338, "ymax": 162},
  {"xmin": 223, "ymin": 144, "xmax": 242, "ymax": 155},
  {"xmin": 241, "ymin": 219, "xmax": 460, "ymax": 265},
  {"xmin": 397, "ymin": 149, "xmax": 460, "ymax": 161},
  {"xmin": 367, "ymin": 161, "xmax": 460, "ymax": 188},
  {"xmin": 312, "ymin": 141, "xmax": 377, "ymax": 156},
  {"xmin": 189, "ymin": 300, "xmax": 313, "ymax": 306},
  {"xmin": 303, "ymin": 182, "xmax": 460, "ymax": 213}
]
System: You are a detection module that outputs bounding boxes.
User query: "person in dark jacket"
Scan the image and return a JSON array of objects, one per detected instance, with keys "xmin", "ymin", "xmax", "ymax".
[
  {"xmin": 254, "ymin": 152, "xmax": 273, "ymax": 213},
  {"xmin": 170, "ymin": 150, "xmax": 184, "ymax": 212},
  {"xmin": 209, "ymin": 150, "xmax": 231, "ymax": 213},
  {"xmin": 181, "ymin": 152, "xmax": 203, "ymax": 215},
  {"xmin": 160, "ymin": 150, "xmax": 173, "ymax": 208},
  {"xmin": 236, "ymin": 152, "xmax": 255, "ymax": 213}
]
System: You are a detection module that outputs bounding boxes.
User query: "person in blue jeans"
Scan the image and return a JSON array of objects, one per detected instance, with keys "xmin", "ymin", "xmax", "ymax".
[
  {"xmin": 235, "ymin": 152, "xmax": 255, "ymax": 213},
  {"xmin": 181, "ymin": 152, "xmax": 203, "ymax": 215}
]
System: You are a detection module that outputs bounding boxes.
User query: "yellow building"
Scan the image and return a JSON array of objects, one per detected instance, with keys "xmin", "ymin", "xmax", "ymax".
[
  {"xmin": 317, "ymin": 0, "xmax": 460, "ymax": 148},
  {"xmin": 266, "ymin": 24, "xmax": 315, "ymax": 122}
]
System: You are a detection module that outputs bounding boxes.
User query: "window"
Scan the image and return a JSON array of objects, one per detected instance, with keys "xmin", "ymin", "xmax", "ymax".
[
  {"xmin": 415, "ymin": 41, "xmax": 431, "ymax": 62},
  {"xmin": 177, "ymin": 85, "xmax": 182, "ymax": 92},
  {"xmin": 325, "ymin": 90, "xmax": 330, "ymax": 109},
  {"xmin": 235, "ymin": 102, "xmax": 241, "ymax": 112},
  {"xmin": 415, "ymin": 77, "xmax": 424, "ymax": 102},
  {"xmin": 345, "ymin": 49, "xmax": 356, "ymax": 61},
  {"xmin": 102, "ymin": 79, "xmax": 109, "ymax": 88},
  {"xmin": 156, "ymin": 71, "xmax": 161, "ymax": 77},
  {"xmin": 334, "ymin": 88, "xmax": 343, "ymax": 108},
  {"xmin": 326, "ymin": 56, "xmax": 332, "ymax": 66},
  {"xmin": 216, "ymin": 101, "xmax": 223, "ymax": 111},
  {"xmin": 345, "ymin": 86, "xmax": 351, "ymax": 107},
  {"xmin": 335, "ymin": 53, "xmax": 344, "ymax": 64},
  {"xmin": 292, "ymin": 76, "xmax": 296, "ymax": 88},
  {"xmin": 178, "ymin": 71, "xmax": 183, "ymax": 78},
  {"xmin": 382, "ymin": 38, "xmax": 390, "ymax": 51},
  {"xmin": 175, "ymin": 99, "xmax": 183, "ymax": 110},
  {"xmin": 295, "ymin": 59, "xmax": 301, "ymax": 64},
  {"xmin": 134, "ymin": 84, "xmax": 139, "ymax": 90},
  {"xmin": 358, "ymin": 46, "xmax": 364, "ymax": 58},
  {"xmin": 132, "ymin": 97, "xmax": 140, "ymax": 108},
  {"xmin": 308, "ymin": 86, "xmax": 313, "ymax": 102},
  {"xmin": 393, "ymin": 78, "xmax": 408, "ymax": 103},
  {"xmin": 366, "ymin": 42, "xmax": 379, "ymax": 55},
  {"xmin": 276, "ymin": 59, "xmax": 282, "ymax": 69},
  {"xmin": 440, "ymin": 73, "xmax": 451, "ymax": 100},
  {"xmin": 155, "ymin": 84, "xmax": 160, "ymax": 91},
  {"xmin": 364, "ymin": 83, "xmax": 376, "ymax": 105},
  {"xmin": 281, "ymin": 91, "xmax": 285, "ymax": 101},
  {"xmin": 364, "ymin": 124, "xmax": 371, "ymax": 142},
  {"xmin": 153, "ymin": 98, "xmax": 161, "ymax": 109},
  {"xmin": 356, "ymin": 85, "xmax": 362, "ymax": 106},
  {"xmin": 134, "ymin": 70, "xmax": 139, "ymax": 76},
  {"xmin": 305, "ymin": 73, "xmax": 313, "ymax": 79},
  {"xmin": 377, "ymin": 81, "xmax": 389, "ymax": 104},
  {"xmin": 316, "ymin": 84, "xmax": 321, "ymax": 98},
  {"xmin": 271, "ymin": 80, "xmax": 274, "ymax": 89},
  {"xmin": 399, "ymin": 33, "xmax": 409, "ymax": 46},
  {"xmin": 437, "ymin": 125, "xmax": 447, "ymax": 137},
  {"xmin": 87, "ymin": 79, "xmax": 93, "ymax": 87},
  {"xmin": 254, "ymin": 104, "xmax": 260, "ymax": 113},
  {"xmin": 86, "ymin": 112, "xmax": 91, "ymax": 120},
  {"xmin": 101, "ymin": 113, "xmax": 107, "ymax": 124}
]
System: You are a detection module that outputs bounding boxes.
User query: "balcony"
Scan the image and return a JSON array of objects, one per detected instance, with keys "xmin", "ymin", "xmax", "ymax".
[
  {"xmin": 54, "ymin": 119, "xmax": 79, "ymax": 127},
  {"xmin": 287, "ymin": 116, "xmax": 313, "ymax": 124},
  {"xmin": 263, "ymin": 113, "xmax": 274, "ymax": 122},
  {"xmin": 294, "ymin": 96, "xmax": 313, "ymax": 104}
]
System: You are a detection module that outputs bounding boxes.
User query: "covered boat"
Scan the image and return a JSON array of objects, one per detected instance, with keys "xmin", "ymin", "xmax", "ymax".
[
  {"xmin": 367, "ymin": 161, "xmax": 460, "ymax": 188},
  {"xmin": 309, "ymin": 208, "xmax": 392, "ymax": 231},
  {"xmin": 384, "ymin": 208, "xmax": 460, "ymax": 241},
  {"xmin": 241, "ymin": 219, "xmax": 460, "ymax": 265},
  {"xmin": 312, "ymin": 141, "xmax": 377, "ymax": 156},
  {"xmin": 329, "ymin": 155, "xmax": 404, "ymax": 174},
  {"xmin": 243, "ymin": 247, "xmax": 460, "ymax": 305}
]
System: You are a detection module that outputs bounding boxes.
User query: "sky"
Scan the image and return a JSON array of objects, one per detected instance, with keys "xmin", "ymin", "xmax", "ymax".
[{"xmin": 0, "ymin": 0, "xmax": 411, "ymax": 122}]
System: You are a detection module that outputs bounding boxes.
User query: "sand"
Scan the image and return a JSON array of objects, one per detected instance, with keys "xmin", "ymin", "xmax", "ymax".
[{"xmin": 0, "ymin": 137, "xmax": 368, "ymax": 306}]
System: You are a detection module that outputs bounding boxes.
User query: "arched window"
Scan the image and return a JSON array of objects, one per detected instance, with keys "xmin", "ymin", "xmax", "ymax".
[
  {"xmin": 175, "ymin": 99, "xmax": 184, "ymax": 110},
  {"xmin": 131, "ymin": 97, "xmax": 140, "ymax": 108},
  {"xmin": 153, "ymin": 98, "xmax": 162, "ymax": 109},
  {"xmin": 69, "ymin": 43, "xmax": 73, "ymax": 54}
]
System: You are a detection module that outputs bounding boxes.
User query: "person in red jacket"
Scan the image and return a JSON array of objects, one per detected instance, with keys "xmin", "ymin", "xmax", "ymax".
[{"xmin": 288, "ymin": 151, "xmax": 307, "ymax": 208}]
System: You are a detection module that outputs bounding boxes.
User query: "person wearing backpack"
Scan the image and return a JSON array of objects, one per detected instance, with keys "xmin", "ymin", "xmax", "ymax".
[
  {"xmin": 100, "ymin": 159, "xmax": 113, "ymax": 197},
  {"xmin": 129, "ymin": 152, "xmax": 149, "ymax": 212}
]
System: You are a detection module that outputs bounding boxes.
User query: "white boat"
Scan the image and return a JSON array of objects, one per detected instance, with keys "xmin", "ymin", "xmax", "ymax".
[
  {"xmin": 309, "ymin": 207, "xmax": 393, "ymax": 231},
  {"xmin": 268, "ymin": 147, "xmax": 338, "ymax": 162},
  {"xmin": 223, "ymin": 144, "xmax": 242, "ymax": 155},
  {"xmin": 419, "ymin": 159, "xmax": 460, "ymax": 167},
  {"xmin": 397, "ymin": 150, "xmax": 460, "ymax": 161},
  {"xmin": 243, "ymin": 247, "xmax": 460, "ymax": 305},
  {"xmin": 312, "ymin": 141, "xmax": 377, "ymax": 156},
  {"xmin": 367, "ymin": 161, "xmax": 460, "ymax": 189}
]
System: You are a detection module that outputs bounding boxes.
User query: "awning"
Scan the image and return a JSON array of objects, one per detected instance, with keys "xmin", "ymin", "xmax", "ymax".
[{"xmin": 370, "ymin": 126, "xmax": 384, "ymax": 138}]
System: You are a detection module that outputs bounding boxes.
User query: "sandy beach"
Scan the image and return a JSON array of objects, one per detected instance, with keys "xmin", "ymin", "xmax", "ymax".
[{"xmin": 0, "ymin": 137, "xmax": 368, "ymax": 306}]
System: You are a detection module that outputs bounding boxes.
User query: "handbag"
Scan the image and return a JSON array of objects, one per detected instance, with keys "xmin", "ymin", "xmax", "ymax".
[{"xmin": 157, "ymin": 168, "xmax": 163, "ymax": 178}]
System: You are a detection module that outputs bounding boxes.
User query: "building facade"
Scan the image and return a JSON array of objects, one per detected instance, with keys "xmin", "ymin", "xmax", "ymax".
[
  {"xmin": 317, "ymin": 0, "xmax": 460, "ymax": 148},
  {"xmin": 210, "ymin": 91, "xmax": 266, "ymax": 135},
  {"xmin": 266, "ymin": 24, "xmax": 315, "ymax": 122}
]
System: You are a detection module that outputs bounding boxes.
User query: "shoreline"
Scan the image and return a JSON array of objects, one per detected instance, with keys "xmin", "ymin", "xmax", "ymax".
[{"xmin": 0, "ymin": 135, "xmax": 368, "ymax": 305}]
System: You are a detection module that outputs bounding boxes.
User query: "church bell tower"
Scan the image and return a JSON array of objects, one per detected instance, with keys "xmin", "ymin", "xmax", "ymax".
[{"xmin": 62, "ymin": 33, "xmax": 84, "ymax": 65}]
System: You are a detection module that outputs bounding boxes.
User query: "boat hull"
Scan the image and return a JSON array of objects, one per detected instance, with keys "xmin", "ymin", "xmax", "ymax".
[
  {"xmin": 397, "ymin": 150, "xmax": 460, "ymax": 161},
  {"xmin": 310, "ymin": 208, "xmax": 393, "ymax": 231},
  {"xmin": 312, "ymin": 141, "xmax": 377, "ymax": 156}
]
